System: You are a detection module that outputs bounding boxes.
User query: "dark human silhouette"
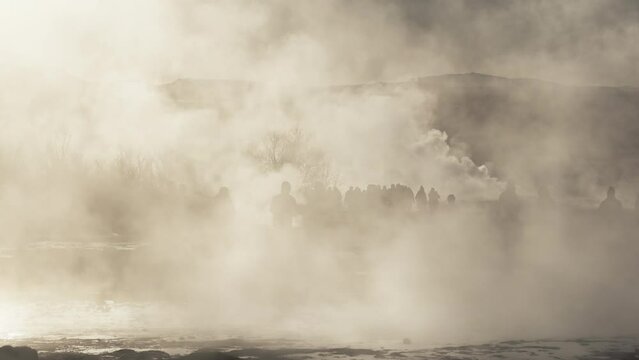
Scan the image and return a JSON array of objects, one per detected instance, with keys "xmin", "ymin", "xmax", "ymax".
[
  {"xmin": 498, "ymin": 182, "xmax": 521, "ymax": 222},
  {"xmin": 398, "ymin": 183, "xmax": 415, "ymax": 212},
  {"xmin": 496, "ymin": 182, "xmax": 523, "ymax": 249},
  {"xmin": 598, "ymin": 186, "xmax": 623, "ymax": 215},
  {"xmin": 428, "ymin": 187, "xmax": 440, "ymax": 211},
  {"xmin": 365, "ymin": 184, "xmax": 384, "ymax": 215},
  {"xmin": 447, "ymin": 194, "xmax": 456, "ymax": 205},
  {"xmin": 415, "ymin": 185, "xmax": 427, "ymax": 212},
  {"xmin": 271, "ymin": 181, "xmax": 298, "ymax": 227}
]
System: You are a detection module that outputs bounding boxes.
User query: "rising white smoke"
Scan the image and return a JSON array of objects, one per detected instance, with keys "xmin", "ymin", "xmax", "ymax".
[{"xmin": 1, "ymin": 0, "xmax": 638, "ymax": 348}]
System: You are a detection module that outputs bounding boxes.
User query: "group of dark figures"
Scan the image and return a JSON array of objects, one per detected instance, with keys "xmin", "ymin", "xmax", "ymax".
[
  {"xmin": 190, "ymin": 179, "xmax": 638, "ymax": 232},
  {"xmin": 270, "ymin": 181, "xmax": 639, "ymax": 229},
  {"xmin": 271, "ymin": 182, "xmax": 459, "ymax": 228}
]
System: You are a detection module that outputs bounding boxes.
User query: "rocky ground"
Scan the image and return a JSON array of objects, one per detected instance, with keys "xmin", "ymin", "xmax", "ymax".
[{"xmin": 2, "ymin": 337, "xmax": 639, "ymax": 360}]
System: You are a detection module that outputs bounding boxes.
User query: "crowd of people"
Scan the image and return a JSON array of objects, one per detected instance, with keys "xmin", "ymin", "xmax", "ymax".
[
  {"xmin": 268, "ymin": 181, "xmax": 639, "ymax": 229},
  {"xmin": 271, "ymin": 182, "xmax": 460, "ymax": 229},
  {"xmin": 181, "ymin": 180, "xmax": 639, "ymax": 232}
]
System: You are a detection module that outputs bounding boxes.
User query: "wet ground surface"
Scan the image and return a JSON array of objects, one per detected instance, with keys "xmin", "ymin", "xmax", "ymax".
[
  {"xmin": 2, "ymin": 337, "xmax": 639, "ymax": 360},
  {"xmin": 3, "ymin": 240, "xmax": 639, "ymax": 359}
]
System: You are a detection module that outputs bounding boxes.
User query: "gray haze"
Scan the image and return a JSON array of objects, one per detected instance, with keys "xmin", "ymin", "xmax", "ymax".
[
  {"xmin": 1, "ymin": 0, "xmax": 639, "ymax": 349},
  {"xmin": 4, "ymin": 1, "xmax": 639, "ymax": 86}
]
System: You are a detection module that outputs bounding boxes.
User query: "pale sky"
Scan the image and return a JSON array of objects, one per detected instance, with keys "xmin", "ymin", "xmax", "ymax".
[{"xmin": 1, "ymin": 0, "xmax": 638, "ymax": 86}]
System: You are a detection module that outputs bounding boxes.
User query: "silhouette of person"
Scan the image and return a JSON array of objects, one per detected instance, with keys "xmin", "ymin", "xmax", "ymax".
[
  {"xmin": 365, "ymin": 184, "xmax": 383, "ymax": 215},
  {"xmin": 496, "ymin": 183, "xmax": 523, "ymax": 248},
  {"xmin": 498, "ymin": 182, "xmax": 521, "ymax": 222},
  {"xmin": 447, "ymin": 194, "xmax": 456, "ymax": 205},
  {"xmin": 599, "ymin": 186, "xmax": 623, "ymax": 214},
  {"xmin": 271, "ymin": 181, "xmax": 298, "ymax": 227},
  {"xmin": 428, "ymin": 187, "xmax": 440, "ymax": 211},
  {"xmin": 415, "ymin": 185, "xmax": 427, "ymax": 212},
  {"xmin": 328, "ymin": 186, "xmax": 343, "ymax": 209},
  {"xmin": 401, "ymin": 184, "xmax": 415, "ymax": 212}
]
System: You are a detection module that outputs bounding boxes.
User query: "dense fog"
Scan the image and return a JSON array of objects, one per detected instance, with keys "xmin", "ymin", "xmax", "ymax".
[{"xmin": 1, "ymin": 0, "xmax": 639, "ymax": 346}]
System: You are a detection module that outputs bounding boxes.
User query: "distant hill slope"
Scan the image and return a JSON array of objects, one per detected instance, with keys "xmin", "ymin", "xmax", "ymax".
[
  {"xmin": 414, "ymin": 73, "xmax": 639, "ymax": 193},
  {"xmin": 161, "ymin": 74, "xmax": 639, "ymax": 195}
]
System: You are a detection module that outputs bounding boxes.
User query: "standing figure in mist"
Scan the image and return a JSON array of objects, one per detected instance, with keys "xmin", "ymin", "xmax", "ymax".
[
  {"xmin": 428, "ymin": 187, "xmax": 440, "ymax": 211},
  {"xmin": 415, "ymin": 185, "xmax": 428, "ymax": 212},
  {"xmin": 498, "ymin": 183, "xmax": 522, "ymax": 223},
  {"xmin": 447, "ymin": 194, "xmax": 456, "ymax": 206},
  {"xmin": 271, "ymin": 181, "xmax": 298, "ymax": 228},
  {"xmin": 497, "ymin": 183, "xmax": 523, "ymax": 250},
  {"xmin": 599, "ymin": 186, "xmax": 623, "ymax": 215}
]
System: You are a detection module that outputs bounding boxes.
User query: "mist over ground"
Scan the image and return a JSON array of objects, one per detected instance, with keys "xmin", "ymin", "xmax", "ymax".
[{"xmin": 1, "ymin": 0, "xmax": 639, "ymax": 354}]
